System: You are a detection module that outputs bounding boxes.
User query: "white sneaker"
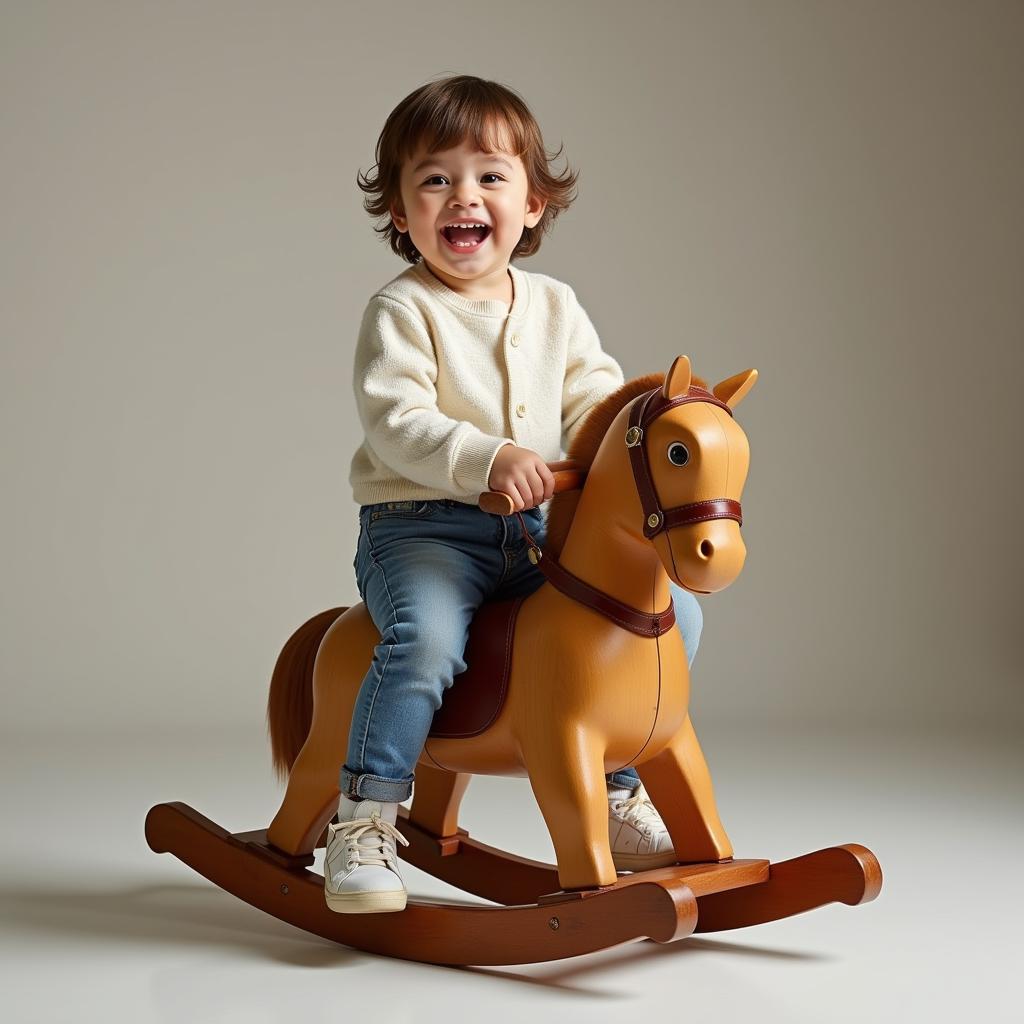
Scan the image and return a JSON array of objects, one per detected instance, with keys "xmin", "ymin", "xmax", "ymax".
[
  {"xmin": 608, "ymin": 784, "xmax": 678, "ymax": 872},
  {"xmin": 324, "ymin": 797, "xmax": 410, "ymax": 913}
]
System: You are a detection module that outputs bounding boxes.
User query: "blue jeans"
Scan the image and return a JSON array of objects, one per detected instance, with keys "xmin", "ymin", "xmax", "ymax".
[{"xmin": 342, "ymin": 498, "xmax": 703, "ymax": 802}]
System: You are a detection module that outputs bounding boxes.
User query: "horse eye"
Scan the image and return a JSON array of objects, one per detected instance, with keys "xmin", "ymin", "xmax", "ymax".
[{"xmin": 667, "ymin": 442, "xmax": 690, "ymax": 467}]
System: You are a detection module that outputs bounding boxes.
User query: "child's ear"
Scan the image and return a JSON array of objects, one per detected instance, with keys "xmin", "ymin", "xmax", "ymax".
[
  {"xmin": 524, "ymin": 193, "xmax": 546, "ymax": 229},
  {"xmin": 390, "ymin": 203, "xmax": 408, "ymax": 233}
]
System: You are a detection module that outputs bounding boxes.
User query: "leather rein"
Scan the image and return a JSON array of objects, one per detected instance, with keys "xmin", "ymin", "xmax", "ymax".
[{"xmin": 514, "ymin": 384, "xmax": 743, "ymax": 638}]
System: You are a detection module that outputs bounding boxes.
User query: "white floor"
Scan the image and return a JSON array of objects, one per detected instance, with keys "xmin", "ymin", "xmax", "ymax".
[{"xmin": 1, "ymin": 722, "xmax": 1019, "ymax": 1023}]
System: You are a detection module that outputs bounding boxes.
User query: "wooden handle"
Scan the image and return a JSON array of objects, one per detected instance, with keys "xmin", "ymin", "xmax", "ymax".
[{"xmin": 478, "ymin": 460, "xmax": 588, "ymax": 515}]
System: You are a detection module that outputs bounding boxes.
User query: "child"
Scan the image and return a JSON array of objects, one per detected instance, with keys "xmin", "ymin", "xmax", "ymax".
[{"xmin": 326, "ymin": 75, "xmax": 705, "ymax": 914}]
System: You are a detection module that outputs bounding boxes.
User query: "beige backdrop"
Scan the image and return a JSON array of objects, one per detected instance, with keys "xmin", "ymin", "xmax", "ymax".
[{"xmin": 2, "ymin": 0, "xmax": 1021, "ymax": 739}]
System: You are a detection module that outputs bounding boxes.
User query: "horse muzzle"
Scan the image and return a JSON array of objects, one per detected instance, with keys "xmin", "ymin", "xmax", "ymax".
[{"xmin": 658, "ymin": 518, "xmax": 746, "ymax": 594}]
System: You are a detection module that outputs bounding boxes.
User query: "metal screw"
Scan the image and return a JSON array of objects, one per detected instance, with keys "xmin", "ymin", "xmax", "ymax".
[
  {"xmin": 548, "ymin": 916, "xmax": 560, "ymax": 931},
  {"xmin": 647, "ymin": 512, "xmax": 661, "ymax": 528},
  {"xmin": 280, "ymin": 883, "xmax": 289, "ymax": 895}
]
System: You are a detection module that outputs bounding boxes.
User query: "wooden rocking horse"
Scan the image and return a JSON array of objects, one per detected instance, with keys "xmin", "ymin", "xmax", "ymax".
[{"xmin": 146, "ymin": 355, "xmax": 881, "ymax": 965}]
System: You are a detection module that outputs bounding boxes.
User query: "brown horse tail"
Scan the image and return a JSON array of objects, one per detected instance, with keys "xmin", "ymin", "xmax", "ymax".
[{"xmin": 266, "ymin": 607, "xmax": 345, "ymax": 782}]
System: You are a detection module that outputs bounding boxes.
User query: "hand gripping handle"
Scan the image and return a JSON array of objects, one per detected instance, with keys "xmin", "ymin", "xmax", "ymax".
[{"xmin": 477, "ymin": 459, "xmax": 588, "ymax": 515}]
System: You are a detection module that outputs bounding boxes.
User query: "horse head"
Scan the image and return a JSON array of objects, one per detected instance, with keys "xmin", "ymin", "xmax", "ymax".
[{"xmin": 631, "ymin": 355, "xmax": 756, "ymax": 594}]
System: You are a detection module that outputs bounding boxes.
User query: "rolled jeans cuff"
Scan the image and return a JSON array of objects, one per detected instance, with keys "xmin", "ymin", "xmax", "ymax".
[
  {"xmin": 340, "ymin": 766, "xmax": 414, "ymax": 803},
  {"xmin": 606, "ymin": 769, "xmax": 642, "ymax": 791}
]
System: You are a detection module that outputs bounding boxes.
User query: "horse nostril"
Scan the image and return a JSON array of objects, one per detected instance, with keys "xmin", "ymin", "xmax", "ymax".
[{"xmin": 699, "ymin": 539, "xmax": 714, "ymax": 559}]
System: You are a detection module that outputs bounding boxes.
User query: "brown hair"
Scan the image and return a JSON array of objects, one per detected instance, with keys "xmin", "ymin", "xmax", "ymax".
[{"xmin": 356, "ymin": 75, "xmax": 580, "ymax": 264}]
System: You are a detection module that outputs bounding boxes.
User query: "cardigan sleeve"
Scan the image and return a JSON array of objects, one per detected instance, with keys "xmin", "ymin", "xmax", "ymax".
[
  {"xmin": 560, "ymin": 284, "xmax": 626, "ymax": 453},
  {"xmin": 353, "ymin": 296, "xmax": 515, "ymax": 496}
]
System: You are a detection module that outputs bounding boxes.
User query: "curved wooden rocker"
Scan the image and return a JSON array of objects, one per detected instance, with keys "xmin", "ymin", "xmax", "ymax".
[{"xmin": 146, "ymin": 355, "xmax": 882, "ymax": 965}]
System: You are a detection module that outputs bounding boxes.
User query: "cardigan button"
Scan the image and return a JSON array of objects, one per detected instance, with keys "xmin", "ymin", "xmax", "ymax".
[
  {"xmin": 510, "ymin": 333, "xmax": 520, "ymax": 347},
  {"xmin": 515, "ymin": 402, "xmax": 526, "ymax": 417}
]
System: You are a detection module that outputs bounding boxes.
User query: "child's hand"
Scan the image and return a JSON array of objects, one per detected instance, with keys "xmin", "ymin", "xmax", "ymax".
[{"xmin": 488, "ymin": 446, "xmax": 556, "ymax": 511}]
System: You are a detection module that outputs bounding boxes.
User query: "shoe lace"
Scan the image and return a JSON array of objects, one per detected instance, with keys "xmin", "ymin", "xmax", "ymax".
[
  {"xmin": 334, "ymin": 812, "xmax": 410, "ymax": 870},
  {"xmin": 612, "ymin": 789, "xmax": 661, "ymax": 837}
]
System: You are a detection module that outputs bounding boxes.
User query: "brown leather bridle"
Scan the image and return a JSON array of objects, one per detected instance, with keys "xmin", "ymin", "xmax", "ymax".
[
  {"xmin": 515, "ymin": 384, "xmax": 744, "ymax": 637},
  {"xmin": 625, "ymin": 383, "xmax": 743, "ymax": 539}
]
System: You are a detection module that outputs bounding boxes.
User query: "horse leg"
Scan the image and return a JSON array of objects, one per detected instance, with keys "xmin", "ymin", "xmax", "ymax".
[
  {"xmin": 523, "ymin": 726, "xmax": 618, "ymax": 890},
  {"xmin": 636, "ymin": 715, "xmax": 733, "ymax": 863},
  {"xmin": 266, "ymin": 732, "xmax": 344, "ymax": 857},
  {"xmin": 408, "ymin": 761, "xmax": 471, "ymax": 838}
]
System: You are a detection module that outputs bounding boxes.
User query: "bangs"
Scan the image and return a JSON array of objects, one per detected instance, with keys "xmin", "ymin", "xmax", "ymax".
[{"xmin": 401, "ymin": 101, "xmax": 528, "ymax": 163}]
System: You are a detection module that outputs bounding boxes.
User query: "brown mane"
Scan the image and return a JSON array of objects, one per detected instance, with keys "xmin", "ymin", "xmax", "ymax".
[{"xmin": 544, "ymin": 370, "xmax": 708, "ymax": 557}]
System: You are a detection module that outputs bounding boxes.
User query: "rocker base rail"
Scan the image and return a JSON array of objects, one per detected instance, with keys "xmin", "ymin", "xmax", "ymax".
[
  {"xmin": 146, "ymin": 802, "xmax": 697, "ymax": 965},
  {"xmin": 145, "ymin": 801, "xmax": 882, "ymax": 967}
]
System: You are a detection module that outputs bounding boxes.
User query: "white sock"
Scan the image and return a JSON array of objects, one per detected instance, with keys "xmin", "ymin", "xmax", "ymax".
[
  {"xmin": 337, "ymin": 792, "xmax": 399, "ymax": 825},
  {"xmin": 337, "ymin": 793, "xmax": 362, "ymax": 821},
  {"xmin": 607, "ymin": 784, "xmax": 634, "ymax": 801}
]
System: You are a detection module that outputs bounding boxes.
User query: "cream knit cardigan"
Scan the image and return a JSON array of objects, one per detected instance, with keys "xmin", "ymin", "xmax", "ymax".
[{"xmin": 348, "ymin": 259, "xmax": 625, "ymax": 506}]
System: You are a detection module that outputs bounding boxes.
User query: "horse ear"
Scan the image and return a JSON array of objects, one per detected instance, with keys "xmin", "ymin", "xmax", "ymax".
[
  {"xmin": 661, "ymin": 355, "xmax": 692, "ymax": 399},
  {"xmin": 712, "ymin": 368, "xmax": 758, "ymax": 409}
]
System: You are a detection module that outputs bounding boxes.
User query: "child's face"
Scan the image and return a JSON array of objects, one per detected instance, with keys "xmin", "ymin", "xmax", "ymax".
[{"xmin": 390, "ymin": 137, "xmax": 545, "ymax": 294}]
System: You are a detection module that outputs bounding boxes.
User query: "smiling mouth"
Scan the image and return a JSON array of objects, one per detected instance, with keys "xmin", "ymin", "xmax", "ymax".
[{"xmin": 440, "ymin": 224, "xmax": 492, "ymax": 250}]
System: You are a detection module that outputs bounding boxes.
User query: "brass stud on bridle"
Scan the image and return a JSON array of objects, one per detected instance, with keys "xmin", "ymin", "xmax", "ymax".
[
  {"xmin": 625, "ymin": 426, "xmax": 642, "ymax": 448},
  {"xmin": 647, "ymin": 512, "xmax": 661, "ymax": 529}
]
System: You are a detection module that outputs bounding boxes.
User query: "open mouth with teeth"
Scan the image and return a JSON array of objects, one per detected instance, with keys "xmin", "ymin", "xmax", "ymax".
[{"xmin": 440, "ymin": 222, "xmax": 492, "ymax": 251}]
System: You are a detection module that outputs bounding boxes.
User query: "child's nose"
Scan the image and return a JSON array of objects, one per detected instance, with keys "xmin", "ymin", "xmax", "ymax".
[{"xmin": 451, "ymin": 184, "xmax": 482, "ymax": 205}]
